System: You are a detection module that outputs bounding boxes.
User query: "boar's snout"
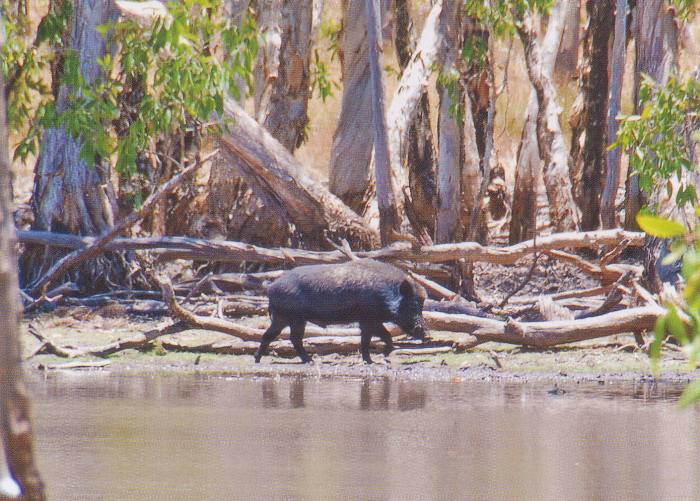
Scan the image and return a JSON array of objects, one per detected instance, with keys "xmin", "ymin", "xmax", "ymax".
[{"xmin": 407, "ymin": 315, "xmax": 428, "ymax": 342}]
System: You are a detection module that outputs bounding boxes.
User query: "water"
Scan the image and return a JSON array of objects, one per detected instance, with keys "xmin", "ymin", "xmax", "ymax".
[{"xmin": 28, "ymin": 372, "xmax": 700, "ymax": 501}]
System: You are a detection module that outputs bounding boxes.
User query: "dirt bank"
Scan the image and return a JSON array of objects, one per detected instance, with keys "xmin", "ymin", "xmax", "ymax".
[{"xmin": 21, "ymin": 308, "xmax": 699, "ymax": 385}]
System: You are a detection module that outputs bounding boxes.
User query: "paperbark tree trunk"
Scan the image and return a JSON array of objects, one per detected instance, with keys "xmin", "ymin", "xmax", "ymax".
[
  {"xmin": 435, "ymin": 0, "xmax": 463, "ymax": 243},
  {"xmin": 568, "ymin": 0, "xmax": 614, "ymax": 231},
  {"xmin": 554, "ymin": 0, "xmax": 580, "ymax": 79},
  {"xmin": 328, "ymin": 0, "xmax": 384, "ymax": 213},
  {"xmin": 366, "ymin": 0, "xmax": 399, "ymax": 245},
  {"xmin": 509, "ymin": 93, "xmax": 540, "ymax": 243},
  {"xmin": 394, "ymin": 0, "xmax": 437, "ymax": 235},
  {"xmin": 516, "ymin": 2, "xmax": 581, "ymax": 234},
  {"xmin": 600, "ymin": 0, "xmax": 628, "ymax": 229},
  {"xmin": 254, "ymin": 0, "xmax": 313, "ymax": 152},
  {"xmin": 624, "ymin": 0, "xmax": 679, "ymax": 231},
  {"xmin": 0, "ymin": 13, "xmax": 46, "ymax": 499},
  {"xmin": 463, "ymin": 17, "xmax": 491, "ymax": 161},
  {"xmin": 510, "ymin": 4, "xmax": 570, "ymax": 243},
  {"xmin": 21, "ymin": 0, "xmax": 123, "ymax": 291}
]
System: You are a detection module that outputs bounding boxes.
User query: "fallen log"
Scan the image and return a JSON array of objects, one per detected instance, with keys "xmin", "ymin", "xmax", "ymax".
[
  {"xmin": 218, "ymin": 99, "xmax": 379, "ymax": 249},
  {"xmin": 176, "ymin": 271, "xmax": 283, "ymax": 293},
  {"xmin": 507, "ymin": 284, "xmax": 615, "ymax": 304},
  {"xmin": 17, "ymin": 229, "xmax": 645, "ymax": 267},
  {"xmin": 28, "ymin": 322, "xmax": 190, "ymax": 358},
  {"xmin": 424, "ymin": 305, "xmax": 665, "ymax": 347}
]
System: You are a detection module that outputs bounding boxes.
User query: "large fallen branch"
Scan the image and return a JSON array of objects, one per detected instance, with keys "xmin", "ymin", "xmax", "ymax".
[
  {"xmin": 28, "ymin": 322, "xmax": 190, "ymax": 358},
  {"xmin": 18, "ymin": 228, "xmax": 645, "ymax": 267},
  {"xmin": 219, "ymin": 99, "xmax": 379, "ymax": 249},
  {"xmin": 424, "ymin": 305, "xmax": 664, "ymax": 347},
  {"xmin": 27, "ymin": 151, "xmax": 218, "ymax": 297}
]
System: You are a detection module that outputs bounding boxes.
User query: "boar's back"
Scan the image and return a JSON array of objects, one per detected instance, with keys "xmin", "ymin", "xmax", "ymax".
[{"xmin": 268, "ymin": 260, "xmax": 409, "ymax": 324}]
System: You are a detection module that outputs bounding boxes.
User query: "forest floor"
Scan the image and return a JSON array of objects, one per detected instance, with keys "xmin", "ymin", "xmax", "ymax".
[{"xmin": 20, "ymin": 256, "xmax": 699, "ymax": 385}]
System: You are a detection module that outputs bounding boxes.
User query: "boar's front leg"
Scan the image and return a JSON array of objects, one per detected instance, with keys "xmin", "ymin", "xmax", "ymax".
[
  {"xmin": 375, "ymin": 323, "xmax": 394, "ymax": 356},
  {"xmin": 358, "ymin": 322, "xmax": 393, "ymax": 363},
  {"xmin": 289, "ymin": 319, "xmax": 312, "ymax": 363}
]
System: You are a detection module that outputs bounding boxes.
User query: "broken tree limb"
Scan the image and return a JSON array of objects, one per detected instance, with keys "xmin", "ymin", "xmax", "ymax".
[
  {"xmin": 18, "ymin": 229, "xmax": 646, "ymax": 267},
  {"xmin": 219, "ymin": 99, "xmax": 379, "ymax": 249},
  {"xmin": 544, "ymin": 249, "xmax": 642, "ymax": 284},
  {"xmin": 28, "ymin": 322, "xmax": 190, "ymax": 358},
  {"xmin": 507, "ymin": 284, "xmax": 616, "ymax": 305},
  {"xmin": 27, "ymin": 150, "xmax": 218, "ymax": 297},
  {"xmin": 425, "ymin": 305, "xmax": 665, "ymax": 347}
]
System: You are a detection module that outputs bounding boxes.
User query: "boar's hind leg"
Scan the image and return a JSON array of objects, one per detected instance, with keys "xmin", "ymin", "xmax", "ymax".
[
  {"xmin": 255, "ymin": 314, "xmax": 288, "ymax": 363},
  {"xmin": 376, "ymin": 324, "xmax": 394, "ymax": 356},
  {"xmin": 359, "ymin": 321, "xmax": 375, "ymax": 364},
  {"xmin": 289, "ymin": 319, "xmax": 312, "ymax": 363}
]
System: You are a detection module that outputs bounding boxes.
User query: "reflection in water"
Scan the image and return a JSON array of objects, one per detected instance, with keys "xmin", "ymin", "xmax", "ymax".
[{"xmin": 28, "ymin": 373, "xmax": 700, "ymax": 501}]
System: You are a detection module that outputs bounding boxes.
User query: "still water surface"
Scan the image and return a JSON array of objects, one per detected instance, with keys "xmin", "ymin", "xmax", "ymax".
[{"xmin": 28, "ymin": 372, "xmax": 700, "ymax": 500}]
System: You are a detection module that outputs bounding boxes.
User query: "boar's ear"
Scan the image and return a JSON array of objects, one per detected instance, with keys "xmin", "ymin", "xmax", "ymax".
[{"xmin": 400, "ymin": 279, "xmax": 414, "ymax": 297}]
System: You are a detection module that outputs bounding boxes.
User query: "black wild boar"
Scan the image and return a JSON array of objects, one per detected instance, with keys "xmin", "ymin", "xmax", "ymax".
[{"xmin": 254, "ymin": 259, "xmax": 428, "ymax": 364}]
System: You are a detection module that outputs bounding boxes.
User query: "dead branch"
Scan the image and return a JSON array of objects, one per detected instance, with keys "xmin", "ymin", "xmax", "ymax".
[
  {"xmin": 176, "ymin": 271, "xmax": 282, "ymax": 293},
  {"xmin": 27, "ymin": 324, "xmax": 85, "ymax": 358},
  {"xmin": 159, "ymin": 276, "xmax": 266, "ymax": 341},
  {"xmin": 37, "ymin": 360, "xmax": 111, "ymax": 370},
  {"xmin": 18, "ymin": 229, "xmax": 645, "ymax": 267},
  {"xmin": 219, "ymin": 100, "xmax": 379, "ymax": 249},
  {"xmin": 498, "ymin": 253, "xmax": 542, "ymax": 307},
  {"xmin": 407, "ymin": 270, "xmax": 458, "ymax": 301},
  {"xmin": 544, "ymin": 249, "xmax": 641, "ymax": 283},
  {"xmin": 28, "ymin": 322, "xmax": 190, "ymax": 358},
  {"xmin": 425, "ymin": 305, "xmax": 665, "ymax": 347},
  {"xmin": 28, "ymin": 150, "xmax": 218, "ymax": 297},
  {"xmin": 507, "ymin": 284, "xmax": 615, "ymax": 305},
  {"xmin": 575, "ymin": 272, "xmax": 634, "ymax": 319}
]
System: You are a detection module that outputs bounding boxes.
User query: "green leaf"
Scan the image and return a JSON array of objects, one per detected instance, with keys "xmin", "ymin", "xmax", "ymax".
[
  {"xmin": 636, "ymin": 214, "xmax": 686, "ymax": 238},
  {"xmin": 667, "ymin": 305, "xmax": 689, "ymax": 345},
  {"xmin": 679, "ymin": 378, "xmax": 700, "ymax": 408}
]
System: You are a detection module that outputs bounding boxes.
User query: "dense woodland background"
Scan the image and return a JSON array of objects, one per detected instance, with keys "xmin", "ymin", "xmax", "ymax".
[{"xmin": 3, "ymin": 0, "xmax": 698, "ymax": 299}]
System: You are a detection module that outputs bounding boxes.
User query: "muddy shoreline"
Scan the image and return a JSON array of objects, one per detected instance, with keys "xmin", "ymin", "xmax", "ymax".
[{"xmin": 22, "ymin": 310, "xmax": 700, "ymax": 386}]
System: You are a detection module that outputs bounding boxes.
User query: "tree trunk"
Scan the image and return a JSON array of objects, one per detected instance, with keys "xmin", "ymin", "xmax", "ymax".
[
  {"xmin": 510, "ymin": 8, "xmax": 569, "ymax": 244},
  {"xmin": 509, "ymin": 93, "xmax": 540, "ymax": 243},
  {"xmin": 624, "ymin": 0, "xmax": 679, "ymax": 230},
  {"xmin": 328, "ymin": 0, "xmax": 380, "ymax": 213},
  {"xmin": 626, "ymin": 0, "xmax": 680, "ymax": 290},
  {"xmin": 21, "ymin": 0, "xmax": 124, "ymax": 291},
  {"xmin": 435, "ymin": 0, "xmax": 463, "ymax": 243},
  {"xmin": 366, "ymin": 0, "xmax": 399, "ymax": 245},
  {"xmin": 516, "ymin": 2, "xmax": 581, "ymax": 234},
  {"xmin": 569, "ymin": 0, "xmax": 614, "ymax": 231},
  {"xmin": 225, "ymin": 0, "xmax": 252, "ymax": 102},
  {"xmin": 600, "ymin": 0, "xmax": 628, "ymax": 229},
  {"xmin": 554, "ymin": 0, "xmax": 580, "ymax": 79},
  {"xmin": 254, "ymin": 0, "xmax": 313, "ymax": 152},
  {"xmin": 463, "ymin": 17, "xmax": 491, "ymax": 161},
  {"xmin": 394, "ymin": 0, "xmax": 437, "ymax": 236},
  {"xmin": 0, "ymin": 14, "xmax": 45, "ymax": 499},
  {"xmin": 461, "ymin": 90, "xmax": 484, "ymax": 243}
]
